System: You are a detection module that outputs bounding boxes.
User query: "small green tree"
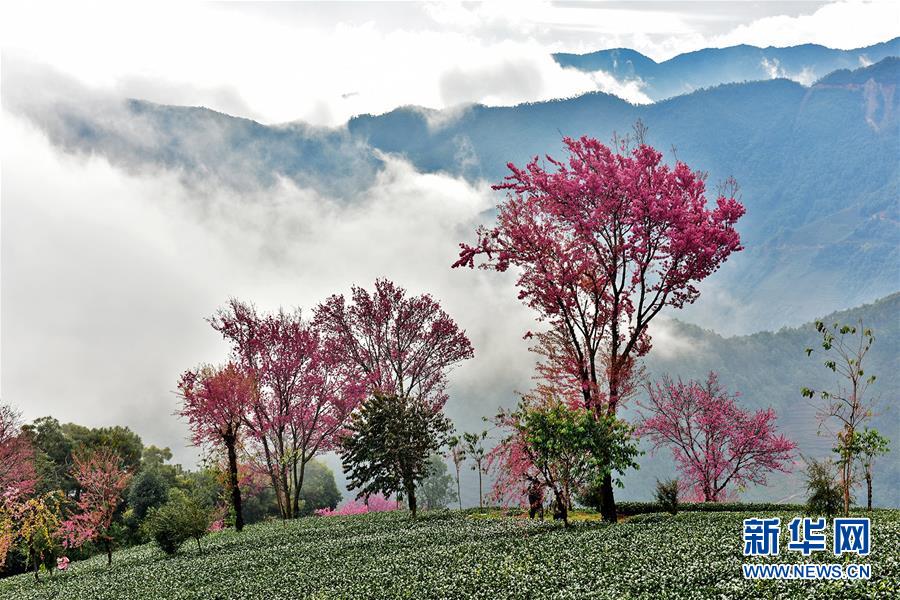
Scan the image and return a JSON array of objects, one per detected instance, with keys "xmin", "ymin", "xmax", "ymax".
[
  {"xmin": 848, "ymin": 428, "xmax": 890, "ymax": 511},
  {"xmin": 417, "ymin": 454, "xmax": 457, "ymax": 510},
  {"xmin": 340, "ymin": 393, "xmax": 453, "ymax": 518},
  {"xmin": 513, "ymin": 399, "xmax": 640, "ymax": 526},
  {"xmin": 655, "ymin": 479, "xmax": 679, "ymax": 515},
  {"xmin": 298, "ymin": 460, "xmax": 342, "ymax": 516},
  {"xmin": 802, "ymin": 320, "xmax": 877, "ymax": 516},
  {"xmin": 146, "ymin": 490, "xmax": 212, "ymax": 555},
  {"xmin": 447, "ymin": 436, "xmax": 466, "ymax": 510},
  {"xmin": 803, "ymin": 458, "xmax": 843, "ymax": 517},
  {"xmin": 463, "ymin": 431, "xmax": 488, "ymax": 509}
]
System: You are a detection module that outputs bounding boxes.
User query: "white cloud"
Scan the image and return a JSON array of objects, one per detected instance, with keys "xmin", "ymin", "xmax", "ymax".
[
  {"xmin": 0, "ymin": 111, "xmax": 537, "ymax": 466},
  {"xmin": 714, "ymin": 1, "xmax": 898, "ymax": 51},
  {"xmin": 760, "ymin": 57, "xmax": 818, "ymax": 86},
  {"xmin": 0, "ymin": 3, "xmax": 647, "ymax": 126},
  {"xmin": 4, "ymin": 2, "xmax": 888, "ymax": 127}
]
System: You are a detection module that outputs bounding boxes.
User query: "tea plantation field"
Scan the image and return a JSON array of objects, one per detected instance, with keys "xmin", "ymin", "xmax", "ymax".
[{"xmin": 2, "ymin": 510, "xmax": 898, "ymax": 599}]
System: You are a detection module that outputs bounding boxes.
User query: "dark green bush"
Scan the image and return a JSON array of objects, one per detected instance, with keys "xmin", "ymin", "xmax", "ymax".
[
  {"xmin": 655, "ymin": 479, "xmax": 680, "ymax": 515},
  {"xmin": 146, "ymin": 490, "xmax": 212, "ymax": 555},
  {"xmin": 804, "ymin": 458, "xmax": 844, "ymax": 516}
]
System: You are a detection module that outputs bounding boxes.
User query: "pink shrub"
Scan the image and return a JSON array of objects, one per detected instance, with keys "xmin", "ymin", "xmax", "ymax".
[{"xmin": 315, "ymin": 494, "xmax": 396, "ymax": 517}]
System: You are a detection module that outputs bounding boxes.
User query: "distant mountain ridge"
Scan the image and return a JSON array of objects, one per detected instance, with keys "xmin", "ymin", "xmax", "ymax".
[
  {"xmin": 554, "ymin": 37, "xmax": 900, "ymax": 101},
  {"xmin": 6, "ymin": 56, "xmax": 898, "ymax": 335}
]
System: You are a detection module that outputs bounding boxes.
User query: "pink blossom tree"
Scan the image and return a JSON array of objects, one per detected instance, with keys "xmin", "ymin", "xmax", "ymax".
[
  {"xmin": 454, "ymin": 133, "xmax": 745, "ymax": 521},
  {"xmin": 210, "ymin": 300, "xmax": 366, "ymax": 519},
  {"xmin": 178, "ymin": 363, "xmax": 255, "ymax": 531},
  {"xmin": 313, "ymin": 278, "xmax": 474, "ymax": 407},
  {"xmin": 60, "ymin": 448, "xmax": 132, "ymax": 565},
  {"xmin": 637, "ymin": 373, "xmax": 796, "ymax": 502},
  {"xmin": 0, "ymin": 404, "xmax": 36, "ymax": 500}
]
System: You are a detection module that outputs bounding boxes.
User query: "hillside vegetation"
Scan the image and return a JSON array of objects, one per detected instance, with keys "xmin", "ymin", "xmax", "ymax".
[{"xmin": 622, "ymin": 293, "xmax": 900, "ymax": 506}]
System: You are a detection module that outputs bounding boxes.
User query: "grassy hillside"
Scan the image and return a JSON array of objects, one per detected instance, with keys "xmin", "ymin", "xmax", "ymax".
[{"xmin": 2, "ymin": 510, "xmax": 897, "ymax": 599}]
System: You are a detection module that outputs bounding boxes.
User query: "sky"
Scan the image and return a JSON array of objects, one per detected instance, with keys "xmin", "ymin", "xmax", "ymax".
[
  {"xmin": 1, "ymin": 1, "xmax": 897, "ymax": 479},
  {"xmin": 1, "ymin": 1, "xmax": 898, "ymax": 125}
]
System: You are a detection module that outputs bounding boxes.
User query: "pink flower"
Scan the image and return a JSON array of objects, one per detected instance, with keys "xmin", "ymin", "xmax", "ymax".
[
  {"xmin": 208, "ymin": 519, "xmax": 224, "ymax": 532},
  {"xmin": 315, "ymin": 494, "xmax": 397, "ymax": 517},
  {"xmin": 57, "ymin": 556, "xmax": 70, "ymax": 571}
]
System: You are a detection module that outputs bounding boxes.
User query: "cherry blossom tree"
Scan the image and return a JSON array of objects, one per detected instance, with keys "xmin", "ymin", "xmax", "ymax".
[
  {"xmin": 60, "ymin": 449, "xmax": 132, "ymax": 565},
  {"xmin": 454, "ymin": 133, "xmax": 745, "ymax": 521},
  {"xmin": 313, "ymin": 278, "xmax": 474, "ymax": 407},
  {"xmin": 178, "ymin": 363, "xmax": 255, "ymax": 531},
  {"xmin": 210, "ymin": 300, "xmax": 366, "ymax": 519},
  {"xmin": 0, "ymin": 404, "xmax": 36, "ymax": 500},
  {"xmin": 638, "ymin": 373, "xmax": 796, "ymax": 502}
]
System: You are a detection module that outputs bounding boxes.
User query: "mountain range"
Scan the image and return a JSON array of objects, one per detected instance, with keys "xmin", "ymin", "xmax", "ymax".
[
  {"xmin": 554, "ymin": 37, "xmax": 900, "ymax": 100},
  {"xmin": 13, "ymin": 53, "xmax": 898, "ymax": 334}
]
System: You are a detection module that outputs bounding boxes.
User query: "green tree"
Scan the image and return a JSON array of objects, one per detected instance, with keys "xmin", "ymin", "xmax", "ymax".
[
  {"xmin": 447, "ymin": 436, "xmax": 466, "ymax": 510},
  {"xmin": 341, "ymin": 393, "xmax": 453, "ymax": 518},
  {"xmin": 298, "ymin": 460, "xmax": 342, "ymax": 516},
  {"xmin": 62, "ymin": 424, "xmax": 143, "ymax": 474},
  {"xmin": 463, "ymin": 431, "xmax": 488, "ymax": 509},
  {"xmin": 146, "ymin": 489, "xmax": 211, "ymax": 555},
  {"xmin": 804, "ymin": 458, "xmax": 843, "ymax": 517},
  {"xmin": 417, "ymin": 454, "xmax": 457, "ymax": 511},
  {"xmin": 847, "ymin": 428, "xmax": 890, "ymax": 511},
  {"xmin": 802, "ymin": 320, "xmax": 877, "ymax": 516},
  {"xmin": 655, "ymin": 479, "xmax": 679, "ymax": 515},
  {"xmin": 21, "ymin": 417, "xmax": 74, "ymax": 495},
  {"xmin": 513, "ymin": 399, "xmax": 640, "ymax": 526},
  {"xmin": 128, "ymin": 469, "xmax": 170, "ymax": 520}
]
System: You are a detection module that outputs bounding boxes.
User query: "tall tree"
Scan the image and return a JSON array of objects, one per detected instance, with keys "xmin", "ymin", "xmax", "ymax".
[
  {"xmin": 638, "ymin": 373, "xmax": 796, "ymax": 502},
  {"xmin": 314, "ymin": 278, "xmax": 474, "ymax": 407},
  {"xmin": 211, "ymin": 301, "xmax": 365, "ymax": 519},
  {"xmin": 178, "ymin": 363, "xmax": 255, "ymax": 531},
  {"xmin": 340, "ymin": 393, "xmax": 452, "ymax": 518},
  {"xmin": 60, "ymin": 449, "xmax": 132, "ymax": 565},
  {"xmin": 454, "ymin": 133, "xmax": 744, "ymax": 521},
  {"xmin": 802, "ymin": 320, "xmax": 878, "ymax": 516}
]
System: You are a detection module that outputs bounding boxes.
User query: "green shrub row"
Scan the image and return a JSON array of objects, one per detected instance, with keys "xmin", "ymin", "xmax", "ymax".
[{"xmin": 615, "ymin": 501, "xmax": 807, "ymax": 515}]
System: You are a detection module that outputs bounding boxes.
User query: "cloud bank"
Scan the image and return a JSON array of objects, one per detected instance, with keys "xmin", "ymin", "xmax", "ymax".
[
  {"xmin": 2, "ymin": 2, "xmax": 893, "ymax": 126},
  {"xmin": 1, "ymin": 109, "xmax": 538, "ymax": 468}
]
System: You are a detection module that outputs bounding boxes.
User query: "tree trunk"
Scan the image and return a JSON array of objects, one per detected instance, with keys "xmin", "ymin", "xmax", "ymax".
[
  {"xmin": 226, "ymin": 438, "xmax": 245, "ymax": 532},
  {"xmin": 105, "ymin": 539, "xmax": 112, "ymax": 566},
  {"xmin": 196, "ymin": 536, "xmax": 202, "ymax": 553},
  {"xmin": 478, "ymin": 466, "xmax": 483, "ymax": 509},
  {"xmin": 597, "ymin": 371, "xmax": 619, "ymax": 523},
  {"xmin": 841, "ymin": 454, "xmax": 851, "ymax": 517},
  {"xmin": 599, "ymin": 474, "xmax": 617, "ymax": 523},
  {"xmin": 456, "ymin": 466, "xmax": 462, "ymax": 511},
  {"xmin": 30, "ymin": 549, "xmax": 39, "ymax": 581},
  {"xmin": 406, "ymin": 482, "xmax": 418, "ymax": 518},
  {"xmin": 866, "ymin": 469, "xmax": 873, "ymax": 511}
]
